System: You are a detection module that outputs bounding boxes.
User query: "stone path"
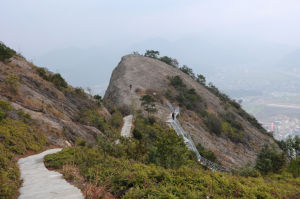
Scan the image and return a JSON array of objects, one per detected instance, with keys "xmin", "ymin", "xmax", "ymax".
[
  {"xmin": 120, "ymin": 115, "xmax": 133, "ymax": 137},
  {"xmin": 18, "ymin": 148, "xmax": 84, "ymax": 199},
  {"xmin": 166, "ymin": 101, "xmax": 230, "ymax": 173}
]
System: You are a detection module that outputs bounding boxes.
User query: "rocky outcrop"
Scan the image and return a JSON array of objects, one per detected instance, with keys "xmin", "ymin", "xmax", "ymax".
[
  {"xmin": 0, "ymin": 56, "xmax": 105, "ymax": 146},
  {"xmin": 104, "ymin": 54, "xmax": 279, "ymax": 168}
]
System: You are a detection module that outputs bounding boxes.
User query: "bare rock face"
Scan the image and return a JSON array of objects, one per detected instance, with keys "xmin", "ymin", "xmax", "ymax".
[
  {"xmin": 104, "ymin": 54, "xmax": 279, "ymax": 168},
  {"xmin": 0, "ymin": 56, "xmax": 105, "ymax": 146}
]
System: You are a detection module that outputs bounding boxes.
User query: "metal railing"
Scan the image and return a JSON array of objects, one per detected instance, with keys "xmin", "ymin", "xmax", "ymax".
[{"xmin": 166, "ymin": 101, "xmax": 230, "ymax": 173}]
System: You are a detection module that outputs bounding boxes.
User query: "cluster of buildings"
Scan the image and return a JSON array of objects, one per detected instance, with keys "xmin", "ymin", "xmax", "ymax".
[{"xmin": 261, "ymin": 115, "xmax": 300, "ymax": 140}]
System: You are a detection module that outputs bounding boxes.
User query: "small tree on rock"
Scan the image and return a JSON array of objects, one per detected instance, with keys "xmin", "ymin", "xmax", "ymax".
[
  {"xmin": 159, "ymin": 56, "xmax": 179, "ymax": 67},
  {"xmin": 196, "ymin": 74, "xmax": 206, "ymax": 85},
  {"xmin": 179, "ymin": 65, "xmax": 195, "ymax": 79},
  {"xmin": 144, "ymin": 50, "xmax": 160, "ymax": 58},
  {"xmin": 140, "ymin": 95, "xmax": 157, "ymax": 116}
]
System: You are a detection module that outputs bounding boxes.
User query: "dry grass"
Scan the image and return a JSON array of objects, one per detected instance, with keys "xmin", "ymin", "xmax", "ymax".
[
  {"xmin": 22, "ymin": 96, "xmax": 44, "ymax": 111},
  {"xmin": 47, "ymin": 105, "xmax": 67, "ymax": 120},
  {"xmin": 61, "ymin": 165, "xmax": 115, "ymax": 199},
  {"xmin": 83, "ymin": 183, "xmax": 115, "ymax": 199}
]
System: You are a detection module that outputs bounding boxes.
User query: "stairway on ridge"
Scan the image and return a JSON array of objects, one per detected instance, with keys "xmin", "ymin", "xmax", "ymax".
[{"xmin": 166, "ymin": 101, "xmax": 230, "ymax": 173}]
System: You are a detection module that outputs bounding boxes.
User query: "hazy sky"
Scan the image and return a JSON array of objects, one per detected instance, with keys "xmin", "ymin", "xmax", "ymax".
[
  {"xmin": 1, "ymin": 0, "xmax": 300, "ymax": 94},
  {"xmin": 1, "ymin": 0, "xmax": 300, "ymax": 55}
]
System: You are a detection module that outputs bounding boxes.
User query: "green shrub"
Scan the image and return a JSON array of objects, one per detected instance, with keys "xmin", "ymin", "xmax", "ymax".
[
  {"xmin": 50, "ymin": 73, "xmax": 68, "ymax": 90},
  {"xmin": 5, "ymin": 75, "xmax": 20, "ymax": 94},
  {"xmin": 0, "ymin": 110, "xmax": 5, "ymax": 122},
  {"xmin": 238, "ymin": 164, "xmax": 261, "ymax": 177},
  {"xmin": 0, "ymin": 119, "xmax": 46, "ymax": 154},
  {"xmin": 196, "ymin": 74, "xmax": 206, "ymax": 85},
  {"xmin": 159, "ymin": 56, "xmax": 179, "ymax": 67},
  {"xmin": 0, "ymin": 42, "xmax": 16, "ymax": 61},
  {"xmin": 78, "ymin": 108, "xmax": 120, "ymax": 138},
  {"xmin": 169, "ymin": 76, "xmax": 206, "ymax": 116},
  {"xmin": 36, "ymin": 67, "xmax": 49, "ymax": 80},
  {"xmin": 255, "ymin": 144, "xmax": 286, "ymax": 174},
  {"xmin": 287, "ymin": 156, "xmax": 300, "ymax": 177},
  {"xmin": 76, "ymin": 138, "xmax": 87, "ymax": 147},
  {"xmin": 110, "ymin": 111, "xmax": 123, "ymax": 128},
  {"xmin": 45, "ymin": 146, "xmax": 300, "ymax": 199},
  {"xmin": 35, "ymin": 68, "xmax": 69, "ymax": 91},
  {"xmin": 204, "ymin": 113, "xmax": 222, "ymax": 135},
  {"xmin": 196, "ymin": 143, "xmax": 217, "ymax": 162},
  {"xmin": 73, "ymin": 87, "xmax": 87, "ymax": 98},
  {"xmin": 0, "ymin": 99, "xmax": 11, "ymax": 123},
  {"xmin": 0, "ymin": 100, "xmax": 12, "ymax": 111},
  {"xmin": 179, "ymin": 65, "xmax": 195, "ymax": 79},
  {"xmin": 140, "ymin": 94, "xmax": 157, "ymax": 116},
  {"xmin": 170, "ymin": 76, "xmax": 185, "ymax": 88},
  {"xmin": 144, "ymin": 50, "xmax": 159, "ymax": 58},
  {"xmin": 44, "ymin": 148, "xmax": 75, "ymax": 169},
  {"xmin": 0, "ymin": 145, "xmax": 21, "ymax": 199},
  {"xmin": 222, "ymin": 122, "xmax": 244, "ymax": 143},
  {"xmin": 277, "ymin": 135, "xmax": 300, "ymax": 159},
  {"xmin": 17, "ymin": 109, "xmax": 32, "ymax": 123},
  {"xmin": 222, "ymin": 112, "xmax": 244, "ymax": 131},
  {"xmin": 0, "ymin": 114, "xmax": 46, "ymax": 198},
  {"xmin": 147, "ymin": 130, "xmax": 192, "ymax": 169},
  {"xmin": 93, "ymin": 94, "xmax": 102, "ymax": 106}
]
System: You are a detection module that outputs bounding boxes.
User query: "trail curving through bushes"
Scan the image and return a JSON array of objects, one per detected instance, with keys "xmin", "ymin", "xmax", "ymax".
[{"xmin": 18, "ymin": 148, "xmax": 84, "ymax": 199}]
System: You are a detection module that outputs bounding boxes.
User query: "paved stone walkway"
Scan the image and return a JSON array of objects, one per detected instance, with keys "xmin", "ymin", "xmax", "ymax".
[
  {"xmin": 120, "ymin": 115, "xmax": 133, "ymax": 137},
  {"xmin": 18, "ymin": 148, "xmax": 84, "ymax": 199}
]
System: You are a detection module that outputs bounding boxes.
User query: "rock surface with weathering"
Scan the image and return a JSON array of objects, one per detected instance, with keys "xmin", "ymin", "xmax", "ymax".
[
  {"xmin": 0, "ymin": 56, "xmax": 107, "ymax": 146},
  {"xmin": 104, "ymin": 54, "xmax": 279, "ymax": 168}
]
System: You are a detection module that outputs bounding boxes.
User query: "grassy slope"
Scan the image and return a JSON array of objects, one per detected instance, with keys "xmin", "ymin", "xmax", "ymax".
[
  {"xmin": 0, "ymin": 100, "xmax": 47, "ymax": 199},
  {"xmin": 45, "ymin": 146, "xmax": 300, "ymax": 199},
  {"xmin": 44, "ymin": 115, "xmax": 300, "ymax": 199}
]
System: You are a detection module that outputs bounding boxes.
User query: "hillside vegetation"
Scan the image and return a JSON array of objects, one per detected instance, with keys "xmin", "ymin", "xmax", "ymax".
[
  {"xmin": 0, "ymin": 100, "xmax": 47, "ymax": 198},
  {"xmin": 45, "ymin": 113, "xmax": 300, "ymax": 199},
  {"xmin": 0, "ymin": 44, "xmax": 299, "ymax": 199},
  {"xmin": 0, "ymin": 42, "xmax": 108, "ymax": 198},
  {"xmin": 104, "ymin": 51, "xmax": 280, "ymax": 168},
  {"xmin": 46, "ymin": 147, "xmax": 300, "ymax": 199}
]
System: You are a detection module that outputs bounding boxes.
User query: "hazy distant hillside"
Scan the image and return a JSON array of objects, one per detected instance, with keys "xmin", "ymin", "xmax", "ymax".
[
  {"xmin": 33, "ymin": 34, "xmax": 297, "ymax": 96},
  {"xmin": 279, "ymin": 49, "xmax": 300, "ymax": 69}
]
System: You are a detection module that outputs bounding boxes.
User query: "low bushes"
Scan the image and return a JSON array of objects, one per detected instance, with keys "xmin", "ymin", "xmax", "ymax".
[
  {"xmin": 5, "ymin": 75, "xmax": 20, "ymax": 94},
  {"xmin": 0, "ymin": 100, "xmax": 46, "ymax": 198},
  {"xmin": 196, "ymin": 143, "xmax": 218, "ymax": 162},
  {"xmin": 78, "ymin": 108, "xmax": 119, "ymax": 138},
  {"xmin": 49, "ymin": 73, "xmax": 68, "ymax": 90},
  {"xmin": 0, "ymin": 42, "xmax": 16, "ymax": 61},
  {"xmin": 222, "ymin": 122, "xmax": 244, "ymax": 143},
  {"xmin": 35, "ymin": 67, "xmax": 68, "ymax": 90},
  {"xmin": 204, "ymin": 113, "xmax": 222, "ymax": 136},
  {"xmin": 287, "ymin": 156, "xmax": 300, "ymax": 177},
  {"xmin": 147, "ymin": 129, "xmax": 194, "ymax": 169},
  {"xmin": 110, "ymin": 111, "xmax": 123, "ymax": 128},
  {"xmin": 45, "ymin": 145, "xmax": 300, "ymax": 199},
  {"xmin": 168, "ymin": 76, "xmax": 206, "ymax": 116},
  {"xmin": 255, "ymin": 144, "xmax": 286, "ymax": 174}
]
